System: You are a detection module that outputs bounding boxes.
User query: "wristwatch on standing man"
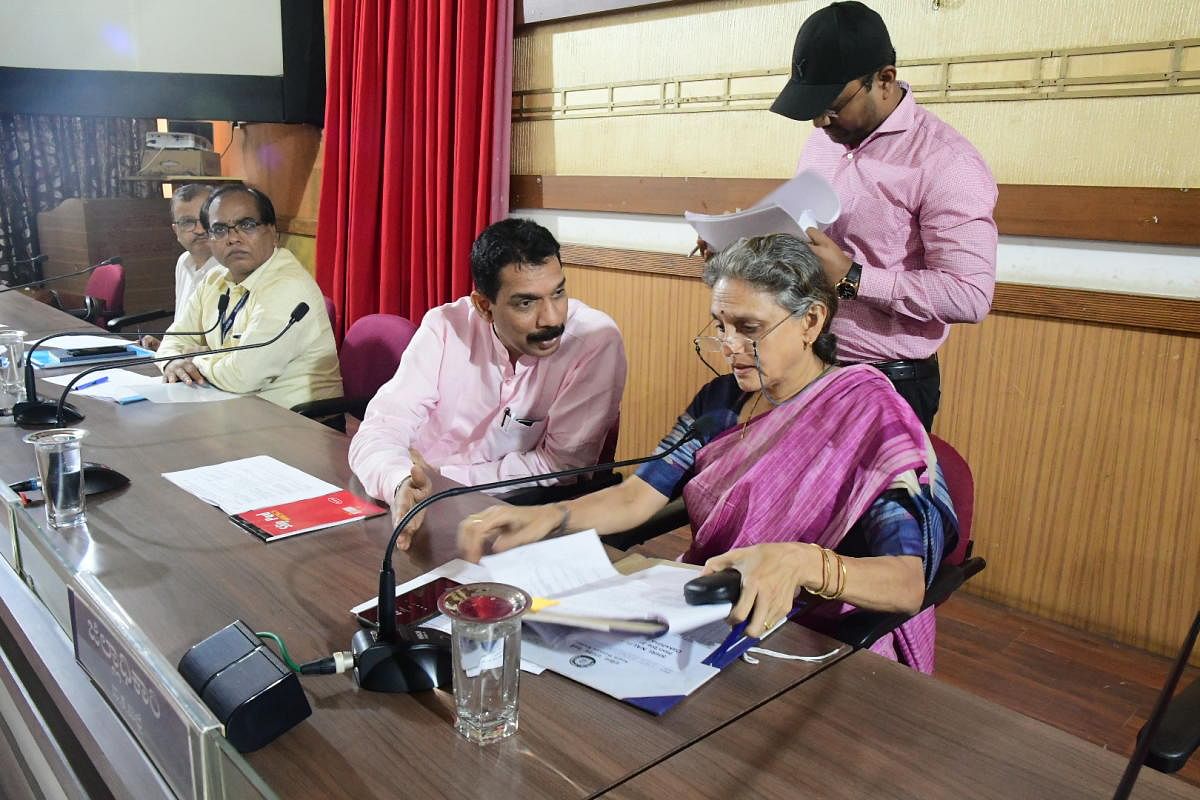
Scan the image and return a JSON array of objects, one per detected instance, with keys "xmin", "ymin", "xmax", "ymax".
[{"xmin": 836, "ymin": 262, "xmax": 863, "ymax": 300}]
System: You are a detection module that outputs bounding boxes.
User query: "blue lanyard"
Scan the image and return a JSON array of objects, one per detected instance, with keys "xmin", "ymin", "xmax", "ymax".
[{"xmin": 220, "ymin": 291, "xmax": 250, "ymax": 343}]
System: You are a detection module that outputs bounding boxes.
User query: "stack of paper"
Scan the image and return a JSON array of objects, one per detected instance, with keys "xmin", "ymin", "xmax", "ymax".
[
  {"xmin": 684, "ymin": 169, "xmax": 841, "ymax": 253},
  {"xmin": 163, "ymin": 455, "xmax": 342, "ymax": 515}
]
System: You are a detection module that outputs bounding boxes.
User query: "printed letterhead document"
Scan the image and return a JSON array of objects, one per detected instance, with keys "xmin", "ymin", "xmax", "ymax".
[
  {"xmin": 684, "ymin": 169, "xmax": 841, "ymax": 253},
  {"xmin": 162, "ymin": 455, "xmax": 341, "ymax": 515}
]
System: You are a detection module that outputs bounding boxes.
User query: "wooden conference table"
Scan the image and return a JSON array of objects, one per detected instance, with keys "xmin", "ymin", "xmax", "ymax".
[
  {"xmin": 1, "ymin": 289, "xmax": 1196, "ymax": 799},
  {"xmin": 0, "ymin": 289, "xmax": 849, "ymax": 799}
]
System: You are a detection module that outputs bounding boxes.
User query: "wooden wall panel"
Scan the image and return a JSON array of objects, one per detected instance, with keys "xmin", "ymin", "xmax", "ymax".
[
  {"xmin": 565, "ymin": 260, "xmax": 1200, "ymax": 662},
  {"xmin": 515, "ymin": 175, "xmax": 1200, "ymax": 246}
]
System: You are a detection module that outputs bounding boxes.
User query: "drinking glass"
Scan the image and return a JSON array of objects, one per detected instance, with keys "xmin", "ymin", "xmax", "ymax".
[
  {"xmin": 0, "ymin": 329, "xmax": 26, "ymax": 408},
  {"xmin": 437, "ymin": 582, "xmax": 531, "ymax": 744},
  {"xmin": 23, "ymin": 428, "xmax": 88, "ymax": 527}
]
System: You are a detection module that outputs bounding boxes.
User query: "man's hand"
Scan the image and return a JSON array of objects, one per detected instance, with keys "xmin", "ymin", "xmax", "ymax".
[
  {"xmin": 163, "ymin": 357, "xmax": 206, "ymax": 385},
  {"xmin": 806, "ymin": 227, "xmax": 854, "ymax": 289},
  {"xmin": 689, "ymin": 238, "xmax": 715, "ymax": 261},
  {"xmin": 140, "ymin": 335, "xmax": 162, "ymax": 351},
  {"xmin": 457, "ymin": 504, "xmax": 566, "ymax": 563},
  {"xmin": 391, "ymin": 449, "xmax": 436, "ymax": 550}
]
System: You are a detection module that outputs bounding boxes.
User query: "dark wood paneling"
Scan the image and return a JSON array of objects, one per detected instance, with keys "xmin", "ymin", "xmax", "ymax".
[
  {"xmin": 561, "ymin": 243, "xmax": 1200, "ymax": 336},
  {"xmin": 514, "ymin": 175, "xmax": 1200, "ymax": 246}
]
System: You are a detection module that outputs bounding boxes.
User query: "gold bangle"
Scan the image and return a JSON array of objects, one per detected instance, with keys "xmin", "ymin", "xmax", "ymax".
[
  {"xmin": 830, "ymin": 552, "xmax": 848, "ymax": 600},
  {"xmin": 809, "ymin": 544, "xmax": 830, "ymax": 596}
]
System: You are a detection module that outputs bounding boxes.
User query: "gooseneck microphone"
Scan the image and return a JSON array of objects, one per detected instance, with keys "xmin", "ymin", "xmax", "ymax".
[
  {"xmin": 0, "ymin": 255, "xmax": 121, "ymax": 293},
  {"xmin": 49, "ymin": 302, "xmax": 310, "ymax": 425},
  {"xmin": 352, "ymin": 413, "xmax": 723, "ymax": 694},
  {"xmin": 13, "ymin": 292, "xmax": 232, "ymax": 427}
]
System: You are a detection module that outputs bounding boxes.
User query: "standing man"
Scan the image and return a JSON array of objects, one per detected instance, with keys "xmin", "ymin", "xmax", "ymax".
[
  {"xmin": 771, "ymin": 1, "xmax": 998, "ymax": 430},
  {"xmin": 156, "ymin": 184, "xmax": 342, "ymax": 408},
  {"xmin": 143, "ymin": 184, "xmax": 220, "ymax": 350},
  {"xmin": 349, "ymin": 218, "xmax": 626, "ymax": 550}
]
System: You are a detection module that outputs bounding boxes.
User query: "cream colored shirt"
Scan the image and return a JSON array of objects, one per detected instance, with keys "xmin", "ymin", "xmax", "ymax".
[
  {"xmin": 173, "ymin": 251, "xmax": 220, "ymax": 311},
  {"xmin": 158, "ymin": 247, "xmax": 342, "ymax": 409}
]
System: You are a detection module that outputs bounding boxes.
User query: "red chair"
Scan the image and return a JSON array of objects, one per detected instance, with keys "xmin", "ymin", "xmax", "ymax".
[
  {"xmin": 291, "ymin": 313, "xmax": 418, "ymax": 424},
  {"xmin": 55, "ymin": 263, "xmax": 126, "ymax": 327},
  {"xmin": 831, "ymin": 434, "xmax": 987, "ymax": 649}
]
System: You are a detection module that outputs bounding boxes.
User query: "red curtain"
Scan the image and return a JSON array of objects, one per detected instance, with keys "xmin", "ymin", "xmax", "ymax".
[{"xmin": 316, "ymin": 1, "xmax": 513, "ymax": 333}]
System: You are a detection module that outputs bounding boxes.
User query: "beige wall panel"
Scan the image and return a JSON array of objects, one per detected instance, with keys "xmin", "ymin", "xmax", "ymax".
[
  {"xmin": 566, "ymin": 261, "xmax": 1200, "ymax": 662},
  {"xmin": 516, "ymin": 1, "xmax": 1200, "ymax": 186},
  {"xmin": 516, "ymin": 0, "xmax": 1200, "ymax": 89},
  {"xmin": 514, "ymin": 93, "xmax": 1200, "ymax": 185}
]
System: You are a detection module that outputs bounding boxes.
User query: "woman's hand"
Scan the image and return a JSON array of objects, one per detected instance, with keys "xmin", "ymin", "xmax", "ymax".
[
  {"xmin": 457, "ymin": 504, "xmax": 566, "ymax": 563},
  {"xmin": 701, "ymin": 543, "xmax": 818, "ymax": 638}
]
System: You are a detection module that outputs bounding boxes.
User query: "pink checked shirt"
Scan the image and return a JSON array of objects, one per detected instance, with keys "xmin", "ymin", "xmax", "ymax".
[
  {"xmin": 348, "ymin": 297, "xmax": 627, "ymax": 501},
  {"xmin": 799, "ymin": 84, "xmax": 998, "ymax": 362}
]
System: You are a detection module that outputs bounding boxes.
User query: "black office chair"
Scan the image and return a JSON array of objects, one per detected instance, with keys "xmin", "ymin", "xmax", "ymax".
[
  {"xmin": 1139, "ymin": 609, "xmax": 1200, "ymax": 775},
  {"xmin": 106, "ymin": 308, "xmax": 174, "ymax": 332}
]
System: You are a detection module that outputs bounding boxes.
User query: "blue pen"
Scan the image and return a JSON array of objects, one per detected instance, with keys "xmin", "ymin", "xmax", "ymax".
[{"xmin": 74, "ymin": 375, "xmax": 110, "ymax": 391}]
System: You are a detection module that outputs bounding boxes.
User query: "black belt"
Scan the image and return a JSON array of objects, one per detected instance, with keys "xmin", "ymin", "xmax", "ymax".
[{"xmin": 839, "ymin": 355, "xmax": 939, "ymax": 382}]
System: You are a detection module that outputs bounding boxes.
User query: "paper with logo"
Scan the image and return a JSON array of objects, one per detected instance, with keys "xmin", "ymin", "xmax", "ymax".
[
  {"xmin": 231, "ymin": 489, "xmax": 386, "ymax": 542},
  {"xmin": 684, "ymin": 169, "xmax": 841, "ymax": 252}
]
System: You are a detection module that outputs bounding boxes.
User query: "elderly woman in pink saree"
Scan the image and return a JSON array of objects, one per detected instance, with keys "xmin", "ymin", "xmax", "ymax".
[{"xmin": 458, "ymin": 234, "xmax": 957, "ymax": 673}]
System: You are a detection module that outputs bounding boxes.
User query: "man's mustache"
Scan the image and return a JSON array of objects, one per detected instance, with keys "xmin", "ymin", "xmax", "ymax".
[{"xmin": 527, "ymin": 325, "xmax": 564, "ymax": 343}]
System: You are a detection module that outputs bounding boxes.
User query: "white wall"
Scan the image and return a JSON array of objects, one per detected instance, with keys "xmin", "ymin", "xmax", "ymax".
[{"xmin": 514, "ymin": 209, "xmax": 1200, "ymax": 300}]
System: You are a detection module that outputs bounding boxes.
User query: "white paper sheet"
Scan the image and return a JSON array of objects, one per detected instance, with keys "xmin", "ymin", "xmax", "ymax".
[
  {"xmin": 41, "ymin": 334, "xmax": 136, "ymax": 349},
  {"xmin": 547, "ymin": 564, "xmax": 731, "ymax": 634},
  {"xmin": 138, "ymin": 382, "xmax": 241, "ymax": 404},
  {"xmin": 684, "ymin": 169, "xmax": 841, "ymax": 253},
  {"xmin": 480, "ymin": 530, "xmax": 620, "ymax": 598},
  {"xmin": 45, "ymin": 368, "xmax": 160, "ymax": 402},
  {"xmin": 162, "ymin": 455, "xmax": 341, "ymax": 515}
]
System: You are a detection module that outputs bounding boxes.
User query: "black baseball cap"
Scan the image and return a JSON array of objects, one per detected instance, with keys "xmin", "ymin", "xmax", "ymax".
[{"xmin": 770, "ymin": 2, "xmax": 896, "ymax": 121}]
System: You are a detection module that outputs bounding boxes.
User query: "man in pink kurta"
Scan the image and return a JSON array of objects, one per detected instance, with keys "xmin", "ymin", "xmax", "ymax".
[
  {"xmin": 771, "ymin": 1, "xmax": 998, "ymax": 429},
  {"xmin": 349, "ymin": 219, "xmax": 626, "ymax": 547}
]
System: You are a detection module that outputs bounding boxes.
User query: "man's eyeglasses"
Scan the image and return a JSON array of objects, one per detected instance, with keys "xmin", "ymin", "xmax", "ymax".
[
  {"xmin": 207, "ymin": 218, "xmax": 269, "ymax": 240},
  {"xmin": 172, "ymin": 216, "xmax": 202, "ymax": 229},
  {"xmin": 819, "ymin": 77, "xmax": 869, "ymax": 121}
]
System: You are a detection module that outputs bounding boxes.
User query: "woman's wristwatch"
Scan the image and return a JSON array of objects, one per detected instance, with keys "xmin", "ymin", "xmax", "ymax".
[{"xmin": 835, "ymin": 262, "xmax": 863, "ymax": 300}]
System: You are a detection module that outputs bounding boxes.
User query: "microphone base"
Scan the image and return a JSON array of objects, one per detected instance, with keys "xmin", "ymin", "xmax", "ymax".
[
  {"xmin": 351, "ymin": 627, "xmax": 453, "ymax": 694},
  {"xmin": 12, "ymin": 400, "xmax": 83, "ymax": 427}
]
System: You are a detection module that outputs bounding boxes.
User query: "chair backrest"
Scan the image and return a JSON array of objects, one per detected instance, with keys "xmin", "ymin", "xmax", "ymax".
[
  {"xmin": 338, "ymin": 313, "xmax": 418, "ymax": 402},
  {"xmin": 84, "ymin": 263, "xmax": 125, "ymax": 325},
  {"xmin": 930, "ymin": 434, "xmax": 974, "ymax": 566},
  {"xmin": 323, "ymin": 295, "xmax": 337, "ymax": 333}
]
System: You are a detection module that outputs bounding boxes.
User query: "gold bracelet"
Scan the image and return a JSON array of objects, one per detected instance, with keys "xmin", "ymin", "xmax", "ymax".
[
  {"xmin": 809, "ymin": 543, "xmax": 830, "ymax": 596},
  {"xmin": 830, "ymin": 552, "xmax": 848, "ymax": 600}
]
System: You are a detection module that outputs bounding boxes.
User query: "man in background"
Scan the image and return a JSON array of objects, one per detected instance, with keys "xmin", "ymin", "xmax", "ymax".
[
  {"xmin": 142, "ymin": 183, "xmax": 219, "ymax": 350},
  {"xmin": 771, "ymin": 1, "xmax": 998, "ymax": 430},
  {"xmin": 349, "ymin": 218, "xmax": 626, "ymax": 549},
  {"xmin": 156, "ymin": 184, "xmax": 342, "ymax": 409}
]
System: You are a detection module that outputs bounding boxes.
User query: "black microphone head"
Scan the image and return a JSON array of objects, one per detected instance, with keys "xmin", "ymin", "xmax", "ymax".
[
  {"xmin": 687, "ymin": 413, "xmax": 726, "ymax": 441},
  {"xmin": 290, "ymin": 302, "xmax": 310, "ymax": 323},
  {"xmin": 217, "ymin": 292, "xmax": 231, "ymax": 314}
]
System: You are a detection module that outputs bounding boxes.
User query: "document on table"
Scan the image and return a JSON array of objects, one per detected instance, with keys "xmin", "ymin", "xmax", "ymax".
[
  {"xmin": 137, "ymin": 382, "xmax": 241, "ymax": 404},
  {"xmin": 45, "ymin": 368, "xmax": 160, "ymax": 403},
  {"xmin": 162, "ymin": 455, "xmax": 341, "ymax": 515},
  {"xmin": 544, "ymin": 565, "xmax": 731, "ymax": 635}
]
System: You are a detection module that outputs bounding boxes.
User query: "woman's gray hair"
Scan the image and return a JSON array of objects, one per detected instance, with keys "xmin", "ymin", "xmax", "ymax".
[{"xmin": 702, "ymin": 234, "xmax": 839, "ymax": 364}]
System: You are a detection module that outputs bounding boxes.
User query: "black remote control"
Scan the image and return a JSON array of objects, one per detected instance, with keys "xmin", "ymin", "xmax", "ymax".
[{"xmin": 683, "ymin": 568, "xmax": 742, "ymax": 605}]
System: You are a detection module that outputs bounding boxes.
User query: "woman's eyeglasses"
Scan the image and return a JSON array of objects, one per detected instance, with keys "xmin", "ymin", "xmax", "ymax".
[{"xmin": 692, "ymin": 314, "xmax": 796, "ymax": 377}]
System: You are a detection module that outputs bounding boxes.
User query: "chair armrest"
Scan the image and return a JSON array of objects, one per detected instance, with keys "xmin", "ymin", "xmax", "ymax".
[
  {"xmin": 1144, "ymin": 677, "xmax": 1200, "ymax": 773},
  {"xmin": 605, "ymin": 497, "xmax": 689, "ymax": 550},
  {"xmin": 831, "ymin": 555, "xmax": 988, "ymax": 649},
  {"xmin": 107, "ymin": 309, "xmax": 172, "ymax": 330},
  {"xmin": 291, "ymin": 396, "xmax": 366, "ymax": 421}
]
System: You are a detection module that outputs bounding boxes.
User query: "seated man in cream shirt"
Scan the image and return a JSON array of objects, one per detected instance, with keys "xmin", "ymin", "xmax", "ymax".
[{"xmin": 156, "ymin": 185, "xmax": 342, "ymax": 409}]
